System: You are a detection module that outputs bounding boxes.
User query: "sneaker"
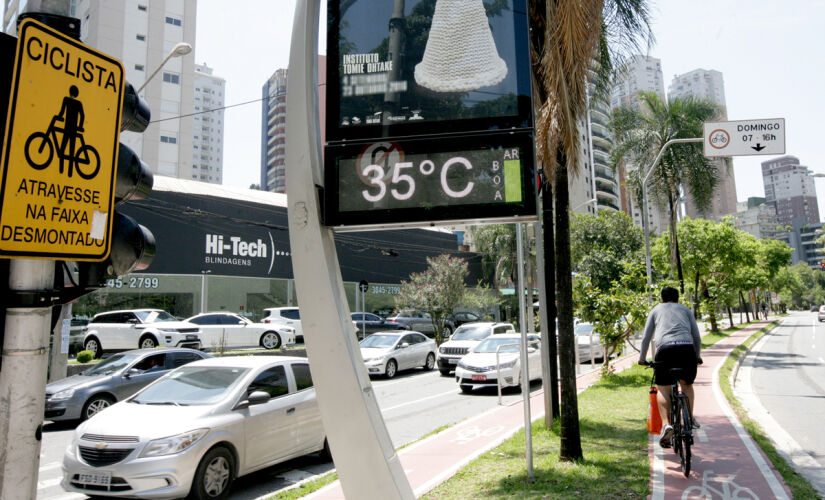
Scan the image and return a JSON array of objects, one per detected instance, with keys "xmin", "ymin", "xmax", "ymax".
[
  {"xmin": 659, "ymin": 424, "xmax": 674, "ymax": 448},
  {"xmin": 691, "ymin": 419, "xmax": 701, "ymax": 429}
]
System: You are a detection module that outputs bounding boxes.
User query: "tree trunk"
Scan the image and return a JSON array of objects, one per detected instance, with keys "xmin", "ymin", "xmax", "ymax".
[
  {"xmin": 666, "ymin": 194, "xmax": 685, "ymax": 293},
  {"xmin": 693, "ymin": 273, "xmax": 700, "ymax": 317},
  {"xmin": 542, "ymin": 181, "xmax": 560, "ymax": 421},
  {"xmin": 700, "ymin": 279, "xmax": 717, "ymax": 333},
  {"xmin": 740, "ymin": 291, "xmax": 750, "ymax": 322},
  {"xmin": 727, "ymin": 305, "xmax": 734, "ymax": 327},
  {"xmin": 554, "ymin": 155, "xmax": 582, "ymax": 462}
]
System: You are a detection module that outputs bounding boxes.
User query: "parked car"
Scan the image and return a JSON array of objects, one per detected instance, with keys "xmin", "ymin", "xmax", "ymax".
[
  {"xmin": 818, "ymin": 305, "xmax": 825, "ymax": 322},
  {"xmin": 262, "ymin": 307, "xmax": 304, "ymax": 342},
  {"xmin": 45, "ymin": 348, "xmax": 210, "ymax": 422},
  {"xmin": 186, "ymin": 312, "xmax": 296, "ymax": 350},
  {"xmin": 359, "ymin": 331, "xmax": 436, "ymax": 378},
  {"xmin": 445, "ymin": 311, "xmax": 483, "ymax": 329},
  {"xmin": 68, "ymin": 317, "xmax": 90, "ymax": 356},
  {"xmin": 61, "ymin": 356, "xmax": 328, "ymax": 499},
  {"xmin": 384, "ymin": 310, "xmax": 437, "ymax": 335},
  {"xmin": 436, "ymin": 322, "xmax": 516, "ymax": 375},
  {"xmin": 81, "ymin": 309, "xmax": 202, "ymax": 358},
  {"xmin": 574, "ymin": 322, "xmax": 614, "ymax": 362},
  {"xmin": 455, "ymin": 334, "xmax": 542, "ymax": 393},
  {"xmin": 812, "ymin": 304, "xmax": 820, "ymax": 312},
  {"xmin": 351, "ymin": 312, "xmax": 408, "ymax": 336}
]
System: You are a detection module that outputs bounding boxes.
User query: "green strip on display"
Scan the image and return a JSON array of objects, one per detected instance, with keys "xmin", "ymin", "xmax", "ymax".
[{"xmin": 504, "ymin": 160, "xmax": 522, "ymax": 202}]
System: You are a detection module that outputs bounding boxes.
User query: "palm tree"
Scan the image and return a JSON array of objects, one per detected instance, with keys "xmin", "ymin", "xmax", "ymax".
[
  {"xmin": 610, "ymin": 91, "xmax": 721, "ymax": 290},
  {"xmin": 529, "ymin": 0, "xmax": 653, "ymax": 461},
  {"xmin": 466, "ymin": 225, "xmax": 517, "ymax": 289}
]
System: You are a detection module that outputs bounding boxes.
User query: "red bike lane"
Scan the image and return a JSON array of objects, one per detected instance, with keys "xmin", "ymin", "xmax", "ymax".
[{"xmin": 650, "ymin": 319, "xmax": 792, "ymax": 500}]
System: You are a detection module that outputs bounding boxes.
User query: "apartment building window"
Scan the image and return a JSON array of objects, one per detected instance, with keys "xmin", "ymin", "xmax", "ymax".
[
  {"xmin": 162, "ymin": 72, "xmax": 180, "ymax": 84},
  {"xmin": 160, "ymin": 135, "xmax": 177, "ymax": 144},
  {"xmin": 136, "ymin": 34, "xmax": 146, "ymax": 41},
  {"xmin": 165, "ymin": 16, "xmax": 182, "ymax": 26},
  {"xmin": 138, "ymin": 5, "xmax": 147, "ymax": 11},
  {"xmin": 135, "ymin": 64, "xmax": 144, "ymax": 71}
]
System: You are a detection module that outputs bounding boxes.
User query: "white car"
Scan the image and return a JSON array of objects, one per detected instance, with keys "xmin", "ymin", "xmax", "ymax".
[
  {"xmin": 436, "ymin": 322, "xmax": 515, "ymax": 375},
  {"xmin": 455, "ymin": 333, "xmax": 542, "ymax": 393},
  {"xmin": 574, "ymin": 322, "xmax": 612, "ymax": 362},
  {"xmin": 359, "ymin": 331, "xmax": 436, "ymax": 378},
  {"xmin": 61, "ymin": 356, "xmax": 328, "ymax": 499},
  {"xmin": 82, "ymin": 309, "xmax": 201, "ymax": 358},
  {"xmin": 262, "ymin": 307, "xmax": 304, "ymax": 342},
  {"xmin": 186, "ymin": 312, "xmax": 295, "ymax": 350}
]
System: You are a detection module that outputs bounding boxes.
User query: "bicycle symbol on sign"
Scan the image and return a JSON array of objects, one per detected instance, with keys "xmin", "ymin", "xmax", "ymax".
[
  {"xmin": 24, "ymin": 85, "xmax": 100, "ymax": 180},
  {"xmin": 681, "ymin": 470, "xmax": 758, "ymax": 499}
]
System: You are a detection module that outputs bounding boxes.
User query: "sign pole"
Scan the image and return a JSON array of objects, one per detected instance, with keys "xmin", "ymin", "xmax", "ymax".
[{"xmin": 0, "ymin": 259, "xmax": 55, "ymax": 498}]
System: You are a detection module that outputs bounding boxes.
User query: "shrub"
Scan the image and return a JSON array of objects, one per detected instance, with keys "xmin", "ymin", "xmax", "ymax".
[{"xmin": 76, "ymin": 350, "xmax": 94, "ymax": 363}]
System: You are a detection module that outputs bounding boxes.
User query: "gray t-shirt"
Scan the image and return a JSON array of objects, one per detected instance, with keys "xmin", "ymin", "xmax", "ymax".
[{"xmin": 639, "ymin": 302, "xmax": 701, "ymax": 362}]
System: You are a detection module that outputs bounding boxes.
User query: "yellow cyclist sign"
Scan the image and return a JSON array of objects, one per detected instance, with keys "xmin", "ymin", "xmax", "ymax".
[{"xmin": 0, "ymin": 18, "xmax": 123, "ymax": 260}]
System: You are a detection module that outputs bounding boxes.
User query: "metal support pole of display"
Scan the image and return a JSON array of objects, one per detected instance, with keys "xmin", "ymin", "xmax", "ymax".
[
  {"xmin": 284, "ymin": 1, "xmax": 414, "ymax": 499},
  {"xmin": 533, "ymin": 218, "xmax": 554, "ymax": 425},
  {"xmin": 641, "ymin": 137, "xmax": 702, "ymax": 301},
  {"xmin": 515, "ymin": 223, "xmax": 534, "ymax": 482}
]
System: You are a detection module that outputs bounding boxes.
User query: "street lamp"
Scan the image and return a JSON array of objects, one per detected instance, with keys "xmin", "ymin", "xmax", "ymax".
[
  {"xmin": 641, "ymin": 137, "xmax": 703, "ymax": 300},
  {"xmin": 572, "ymin": 198, "xmax": 598, "ymax": 212},
  {"xmin": 137, "ymin": 42, "xmax": 193, "ymax": 93}
]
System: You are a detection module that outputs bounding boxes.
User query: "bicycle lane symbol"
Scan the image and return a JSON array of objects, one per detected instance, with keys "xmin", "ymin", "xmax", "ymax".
[
  {"xmin": 450, "ymin": 425, "xmax": 506, "ymax": 446},
  {"xmin": 681, "ymin": 470, "xmax": 758, "ymax": 500},
  {"xmin": 23, "ymin": 85, "xmax": 101, "ymax": 180}
]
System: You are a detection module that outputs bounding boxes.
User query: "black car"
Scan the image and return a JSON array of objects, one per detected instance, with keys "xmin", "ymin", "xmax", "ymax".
[
  {"xmin": 351, "ymin": 312, "xmax": 408, "ymax": 337},
  {"xmin": 446, "ymin": 311, "xmax": 483, "ymax": 330}
]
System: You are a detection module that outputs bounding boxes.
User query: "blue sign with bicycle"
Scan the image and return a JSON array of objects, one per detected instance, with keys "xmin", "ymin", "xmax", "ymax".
[{"xmin": 0, "ymin": 18, "xmax": 123, "ymax": 260}]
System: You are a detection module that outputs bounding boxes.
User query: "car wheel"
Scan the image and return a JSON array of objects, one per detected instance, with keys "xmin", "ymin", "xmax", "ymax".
[
  {"xmin": 83, "ymin": 336, "xmax": 102, "ymax": 358},
  {"xmin": 318, "ymin": 438, "xmax": 332, "ymax": 462},
  {"xmin": 82, "ymin": 395, "xmax": 114, "ymax": 421},
  {"xmin": 139, "ymin": 335, "xmax": 158, "ymax": 349},
  {"xmin": 460, "ymin": 384, "xmax": 473, "ymax": 394},
  {"xmin": 385, "ymin": 359, "xmax": 398, "ymax": 379},
  {"xmin": 439, "ymin": 369, "xmax": 451, "ymax": 376},
  {"xmin": 189, "ymin": 446, "xmax": 235, "ymax": 500},
  {"xmin": 424, "ymin": 353, "xmax": 435, "ymax": 370},
  {"xmin": 260, "ymin": 331, "xmax": 282, "ymax": 349}
]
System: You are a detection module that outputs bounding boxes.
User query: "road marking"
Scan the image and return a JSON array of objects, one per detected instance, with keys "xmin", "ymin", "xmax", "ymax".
[
  {"xmin": 819, "ymin": 357, "xmax": 824, "ymax": 364},
  {"xmin": 39, "ymin": 461, "xmax": 62, "ymax": 472},
  {"xmin": 652, "ymin": 435, "xmax": 665, "ymax": 500},
  {"xmin": 373, "ymin": 370, "xmax": 440, "ymax": 389},
  {"xmin": 37, "ymin": 477, "xmax": 62, "ymax": 489},
  {"xmin": 695, "ymin": 427, "xmax": 709, "ymax": 443},
  {"xmin": 380, "ymin": 389, "xmax": 457, "ymax": 414}
]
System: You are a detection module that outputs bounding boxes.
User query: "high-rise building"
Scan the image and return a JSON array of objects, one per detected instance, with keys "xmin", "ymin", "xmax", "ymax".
[
  {"xmin": 762, "ymin": 155, "xmax": 820, "ymax": 227},
  {"xmin": 610, "ymin": 55, "xmax": 667, "ymax": 234},
  {"xmin": 731, "ymin": 197, "xmax": 779, "ymax": 240},
  {"xmin": 260, "ymin": 57, "xmax": 326, "ymax": 193},
  {"xmin": 192, "ymin": 63, "xmax": 225, "ymax": 184},
  {"xmin": 4, "ymin": 0, "xmax": 201, "ymax": 182},
  {"xmin": 668, "ymin": 68, "xmax": 737, "ymax": 221}
]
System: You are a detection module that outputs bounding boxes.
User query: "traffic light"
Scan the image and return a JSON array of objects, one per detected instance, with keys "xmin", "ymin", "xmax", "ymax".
[
  {"xmin": 77, "ymin": 82, "xmax": 156, "ymax": 289},
  {"xmin": 820, "ymin": 262, "xmax": 824, "ymax": 271}
]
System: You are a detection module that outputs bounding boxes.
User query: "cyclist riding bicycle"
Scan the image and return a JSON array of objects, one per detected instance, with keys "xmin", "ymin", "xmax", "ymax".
[{"xmin": 638, "ymin": 286, "xmax": 702, "ymax": 448}]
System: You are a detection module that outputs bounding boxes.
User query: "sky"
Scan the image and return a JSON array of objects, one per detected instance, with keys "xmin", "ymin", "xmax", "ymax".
[{"xmin": 189, "ymin": 1, "xmax": 824, "ymax": 215}]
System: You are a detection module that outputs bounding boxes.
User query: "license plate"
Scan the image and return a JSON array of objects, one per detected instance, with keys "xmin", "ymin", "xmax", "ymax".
[
  {"xmin": 77, "ymin": 470, "xmax": 111, "ymax": 486},
  {"xmin": 186, "ymin": 335, "xmax": 198, "ymax": 340},
  {"xmin": 471, "ymin": 374, "xmax": 487, "ymax": 381},
  {"xmin": 448, "ymin": 359, "xmax": 458, "ymax": 365}
]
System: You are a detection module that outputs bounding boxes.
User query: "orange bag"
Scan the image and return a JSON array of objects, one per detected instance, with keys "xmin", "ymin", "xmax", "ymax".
[{"xmin": 647, "ymin": 386, "xmax": 662, "ymax": 434}]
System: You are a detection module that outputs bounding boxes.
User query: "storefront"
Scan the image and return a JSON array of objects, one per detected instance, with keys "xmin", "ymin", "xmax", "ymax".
[{"xmin": 72, "ymin": 177, "xmax": 484, "ymax": 321}]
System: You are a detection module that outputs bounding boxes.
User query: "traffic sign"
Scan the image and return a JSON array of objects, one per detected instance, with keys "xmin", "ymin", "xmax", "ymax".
[
  {"xmin": 703, "ymin": 118, "xmax": 785, "ymax": 157},
  {"xmin": 0, "ymin": 18, "xmax": 124, "ymax": 260},
  {"xmin": 359, "ymin": 280, "xmax": 369, "ymax": 292}
]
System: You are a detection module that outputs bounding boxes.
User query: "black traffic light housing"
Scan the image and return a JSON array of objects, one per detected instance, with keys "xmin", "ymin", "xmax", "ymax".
[{"xmin": 76, "ymin": 82, "xmax": 156, "ymax": 290}]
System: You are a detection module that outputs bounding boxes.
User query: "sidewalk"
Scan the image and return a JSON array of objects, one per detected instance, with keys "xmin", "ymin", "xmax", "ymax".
[
  {"xmin": 305, "ymin": 318, "xmax": 789, "ymax": 499},
  {"xmin": 649, "ymin": 318, "xmax": 791, "ymax": 499}
]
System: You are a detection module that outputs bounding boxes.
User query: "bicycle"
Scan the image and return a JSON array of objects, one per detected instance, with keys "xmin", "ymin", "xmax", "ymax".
[
  {"xmin": 643, "ymin": 360, "xmax": 695, "ymax": 477},
  {"xmin": 24, "ymin": 115, "xmax": 100, "ymax": 179}
]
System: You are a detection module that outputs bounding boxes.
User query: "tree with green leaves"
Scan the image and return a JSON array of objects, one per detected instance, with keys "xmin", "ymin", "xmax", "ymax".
[
  {"xmin": 394, "ymin": 254, "xmax": 468, "ymax": 344},
  {"xmin": 570, "ymin": 211, "xmax": 644, "ymax": 292},
  {"xmin": 529, "ymin": 0, "xmax": 653, "ymax": 461},
  {"xmin": 467, "ymin": 224, "xmax": 517, "ymax": 289},
  {"xmin": 610, "ymin": 91, "xmax": 721, "ymax": 292}
]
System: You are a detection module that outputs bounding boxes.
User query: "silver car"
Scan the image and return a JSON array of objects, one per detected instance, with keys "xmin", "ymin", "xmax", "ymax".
[
  {"xmin": 359, "ymin": 331, "xmax": 436, "ymax": 378},
  {"xmin": 61, "ymin": 356, "xmax": 328, "ymax": 499},
  {"xmin": 45, "ymin": 348, "xmax": 210, "ymax": 422}
]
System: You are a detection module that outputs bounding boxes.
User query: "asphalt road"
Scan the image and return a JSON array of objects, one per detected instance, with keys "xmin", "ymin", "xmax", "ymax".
[
  {"xmin": 736, "ymin": 311, "xmax": 825, "ymax": 495},
  {"xmin": 38, "ymin": 357, "xmax": 589, "ymax": 500}
]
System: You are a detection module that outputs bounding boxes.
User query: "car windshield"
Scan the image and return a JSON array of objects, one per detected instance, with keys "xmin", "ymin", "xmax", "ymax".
[
  {"xmin": 131, "ymin": 366, "xmax": 250, "ymax": 406},
  {"xmin": 83, "ymin": 354, "xmax": 139, "ymax": 375},
  {"xmin": 451, "ymin": 324, "xmax": 492, "ymax": 341},
  {"xmin": 360, "ymin": 334, "xmax": 399, "ymax": 348},
  {"xmin": 474, "ymin": 337, "xmax": 521, "ymax": 353},
  {"xmin": 575, "ymin": 324, "xmax": 595, "ymax": 335}
]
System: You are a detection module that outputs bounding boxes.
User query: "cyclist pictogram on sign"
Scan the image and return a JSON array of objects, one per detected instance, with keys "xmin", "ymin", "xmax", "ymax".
[
  {"xmin": 0, "ymin": 18, "xmax": 123, "ymax": 260},
  {"xmin": 25, "ymin": 85, "xmax": 101, "ymax": 179}
]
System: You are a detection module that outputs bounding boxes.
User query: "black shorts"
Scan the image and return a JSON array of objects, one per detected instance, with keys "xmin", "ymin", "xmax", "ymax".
[{"xmin": 654, "ymin": 343, "xmax": 698, "ymax": 385}]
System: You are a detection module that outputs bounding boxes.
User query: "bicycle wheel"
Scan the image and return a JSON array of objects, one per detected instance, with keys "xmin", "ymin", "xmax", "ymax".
[
  {"xmin": 680, "ymin": 397, "xmax": 693, "ymax": 477},
  {"xmin": 670, "ymin": 396, "xmax": 681, "ymax": 455},
  {"xmin": 24, "ymin": 132, "xmax": 53, "ymax": 169},
  {"xmin": 74, "ymin": 144, "xmax": 101, "ymax": 179}
]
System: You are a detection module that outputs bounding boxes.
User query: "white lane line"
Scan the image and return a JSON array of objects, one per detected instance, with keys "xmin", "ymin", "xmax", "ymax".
[
  {"xmin": 651, "ymin": 434, "xmax": 665, "ymax": 500},
  {"xmin": 695, "ymin": 427, "xmax": 709, "ymax": 443},
  {"xmin": 37, "ymin": 477, "xmax": 63, "ymax": 489},
  {"xmin": 380, "ymin": 389, "xmax": 457, "ymax": 414},
  {"xmin": 39, "ymin": 461, "xmax": 63, "ymax": 472},
  {"xmin": 819, "ymin": 357, "xmax": 824, "ymax": 364},
  {"xmin": 373, "ymin": 370, "xmax": 440, "ymax": 389},
  {"xmin": 714, "ymin": 342, "xmax": 790, "ymax": 499}
]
